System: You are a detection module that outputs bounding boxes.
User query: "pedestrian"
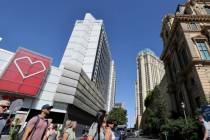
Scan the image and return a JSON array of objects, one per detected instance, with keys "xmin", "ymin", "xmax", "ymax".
[
  {"xmin": 106, "ymin": 119, "xmax": 115, "ymax": 140},
  {"xmin": 62, "ymin": 120, "xmax": 77, "ymax": 140},
  {"xmin": 45, "ymin": 123, "xmax": 58, "ymax": 140},
  {"xmin": 78, "ymin": 127, "xmax": 89, "ymax": 140},
  {"xmin": 0, "ymin": 100, "xmax": 10, "ymax": 136},
  {"xmin": 198, "ymin": 115, "xmax": 210, "ymax": 140},
  {"xmin": 22, "ymin": 104, "xmax": 53, "ymax": 140},
  {"xmin": 87, "ymin": 110, "xmax": 107, "ymax": 140},
  {"xmin": 9, "ymin": 117, "xmax": 22, "ymax": 140},
  {"xmin": 1, "ymin": 114, "xmax": 14, "ymax": 135}
]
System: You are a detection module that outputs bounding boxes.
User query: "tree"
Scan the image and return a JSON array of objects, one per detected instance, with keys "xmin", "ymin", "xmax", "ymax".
[
  {"xmin": 108, "ymin": 107, "xmax": 128, "ymax": 125},
  {"xmin": 161, "ymin": 118, "xmax": 200, "ymax": 140},
  {"xmin": 141, "ymin": 86, "xmax": 169, "ymax": 136}
]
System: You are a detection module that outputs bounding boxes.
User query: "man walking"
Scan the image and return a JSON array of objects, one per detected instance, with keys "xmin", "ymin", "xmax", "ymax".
[
  {"xmin": 0, "ymin": 100, "xmax": 10, "ymax": 135},
  {"xmin": 22, "ymin": 104, "xmax": 53, "ymax": 140}
]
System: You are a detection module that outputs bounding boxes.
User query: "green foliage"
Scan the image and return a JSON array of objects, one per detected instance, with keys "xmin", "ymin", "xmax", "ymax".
[
  {"xmin": 144, "ymin": 86, "xmax": 167, "ymax": 115},
  {"xmin": 108, "ymin": 107, "xmax": 128, "ymax": 125},
  {"xmin": 143, "ymin": 86, "xmax": 201, "ymax": 139},
  {"xmin": 142, "ymin": 86, "xmax": 169, "ymax": 136},
  {"xmin": 144, "ymin": 90, "xmax": 154, "ymax": 108},
  {"xmin": 9, "ymin": 118, "xmax": 20, "ymax": 140},
  {"xmin": 144, "ymin": 109, "xmax": 157, "ymax": 131},
  {"xmin": 161, "ymin": 118, "xmax": 200, "ymax": 140}
]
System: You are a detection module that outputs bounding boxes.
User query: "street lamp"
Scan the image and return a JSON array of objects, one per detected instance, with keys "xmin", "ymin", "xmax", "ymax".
[{"xmin": 181, "ymin": 102, "xmax": 188, "ymax": 124}]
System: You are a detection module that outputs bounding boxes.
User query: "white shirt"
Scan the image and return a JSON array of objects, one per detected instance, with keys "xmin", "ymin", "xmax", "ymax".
[
  {"xmin": 204, "ymin": 121, "xmax": 210, "ymax": 137},
  {"xmin": 111, "ymin": 131, "xmax": 115, "ymax": 140}
]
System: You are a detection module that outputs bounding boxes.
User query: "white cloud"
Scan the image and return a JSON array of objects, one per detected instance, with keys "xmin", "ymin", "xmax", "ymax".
[{"xmin": 0, "ymin": 37, "xmax": 3, "ymax": 42}]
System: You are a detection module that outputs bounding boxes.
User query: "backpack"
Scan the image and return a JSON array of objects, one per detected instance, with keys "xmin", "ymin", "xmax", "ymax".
[{"xmin": 15, "ymin": 116, "xmax": 40, "ymax": 140}]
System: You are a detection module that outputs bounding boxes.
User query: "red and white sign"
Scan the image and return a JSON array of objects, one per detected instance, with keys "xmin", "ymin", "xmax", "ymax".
[{"xmin": 0, "ymin": 48, "xmax": 51, "ymax": 96}]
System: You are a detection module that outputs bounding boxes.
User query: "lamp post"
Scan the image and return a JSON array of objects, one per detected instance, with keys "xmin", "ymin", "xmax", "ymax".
[{"xmin": 181, "ymin": 102, "xmax": 188, "ymax": 124}]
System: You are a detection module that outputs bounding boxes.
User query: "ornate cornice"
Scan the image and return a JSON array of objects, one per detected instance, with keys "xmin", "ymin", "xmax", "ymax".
[
  {"xmin": 195, "ymin": 0, "xmax": 210, "ymax": 3},
  {"xmin": 176, "ymin": 15, "xmax": 210, "ymax": 22}
]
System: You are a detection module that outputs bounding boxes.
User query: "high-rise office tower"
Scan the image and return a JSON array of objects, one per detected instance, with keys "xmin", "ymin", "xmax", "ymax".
[
  {"xmin": 107, "ymin": 61, "xmax": 116, "ymax": 112},
  {"xmin": 135, "ymin": 48, "xmax": 165, "ymax": 128},
  {"xmin": 60, "ymin": 13, "xmax": 113, "ymax": 100}
]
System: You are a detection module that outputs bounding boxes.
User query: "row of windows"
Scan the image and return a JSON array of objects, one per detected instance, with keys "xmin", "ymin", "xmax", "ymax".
[
  {"xmin": 187, "ymin": 23, "xmax": 198, "ymax": 31},
  {"xmin": 92, "ymin": 33, "xmax": 111, "ymax": 97}
]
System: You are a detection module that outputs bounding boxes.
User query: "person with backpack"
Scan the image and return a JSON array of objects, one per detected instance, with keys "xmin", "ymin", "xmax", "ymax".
[
  {"xmin": 22, "ymin": 104, "xmax": 53, "ymax": 140},
  {"xmin": 87, "ymin": 110, "xmax": 107, "ymax": 140}
]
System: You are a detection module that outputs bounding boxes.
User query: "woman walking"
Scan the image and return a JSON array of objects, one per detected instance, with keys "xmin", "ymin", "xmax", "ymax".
[
  {"xmin": 87, "ymin": 110, "xmax": 107, "ymax": 140},
  {"xmin": 63, "ymin": 120, "xmax": 77, "ymax": 140},
  {"xmin": 45, "ymin": 123, "xmax": 58, "ymax": 140}
]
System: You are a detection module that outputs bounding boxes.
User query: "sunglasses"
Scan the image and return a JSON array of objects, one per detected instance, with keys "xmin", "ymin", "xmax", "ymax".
[{"xmin": 0, "ymin": 105, "xmax": 9, "ymax": 109}]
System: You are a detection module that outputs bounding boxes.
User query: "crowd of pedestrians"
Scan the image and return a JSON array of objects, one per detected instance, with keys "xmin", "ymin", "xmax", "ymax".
[
  {"xmin": 4, "ymin": 98, "xmax": 210, "ymax": 140},
  {"xmin": 0, "ymin": 99, "xmax": 118, "ymax": 140}
]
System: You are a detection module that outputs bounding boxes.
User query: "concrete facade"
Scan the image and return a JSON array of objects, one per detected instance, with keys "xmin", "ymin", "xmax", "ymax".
[
  {"xmin": 135, "ymin": 48, "xmax": 165, "ymax": 128},
  {"xmin": 54, "ymin": 63, "xmax": 105, "ymax": 116},
  {"xmin": 161, "ymin": 0, "xmax": 210, "ymax": 117}
]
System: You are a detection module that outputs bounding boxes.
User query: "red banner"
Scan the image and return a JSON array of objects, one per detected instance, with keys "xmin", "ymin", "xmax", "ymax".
[{"xmin": 0, "ymin": 48, "xmax": 51, "ymax": 96}]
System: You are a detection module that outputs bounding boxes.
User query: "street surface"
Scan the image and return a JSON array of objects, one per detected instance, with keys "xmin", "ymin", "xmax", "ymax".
[{"xmin": 126, "ymin": 136, "xmax": 158, "ymax": 140}]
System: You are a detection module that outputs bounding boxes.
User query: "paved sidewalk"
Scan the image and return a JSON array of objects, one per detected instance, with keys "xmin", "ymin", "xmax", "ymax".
[
  {"xmin": 1, "ymin": 135, "xmax": 9, "ymax": 140},
  {"xmin": 126, "ymin": 136, "xmax": 158, "ymax": 140}
]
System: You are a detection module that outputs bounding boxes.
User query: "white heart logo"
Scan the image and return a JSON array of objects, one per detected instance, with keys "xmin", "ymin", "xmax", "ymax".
[{"xmin": 14, "ymin": 56, "xmax": 46, "ymax": 79}]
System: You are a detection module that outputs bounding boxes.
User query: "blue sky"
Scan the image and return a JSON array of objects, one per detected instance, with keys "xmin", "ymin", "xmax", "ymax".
[{"xmin": 0, "ymin": 0, "xmax": 185, "ymax": 126}]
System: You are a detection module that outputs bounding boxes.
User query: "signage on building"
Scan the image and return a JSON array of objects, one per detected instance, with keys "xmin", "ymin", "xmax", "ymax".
[{"xmin": 0, "ymin": 48, "xmax": 51, "ymax": 96}]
